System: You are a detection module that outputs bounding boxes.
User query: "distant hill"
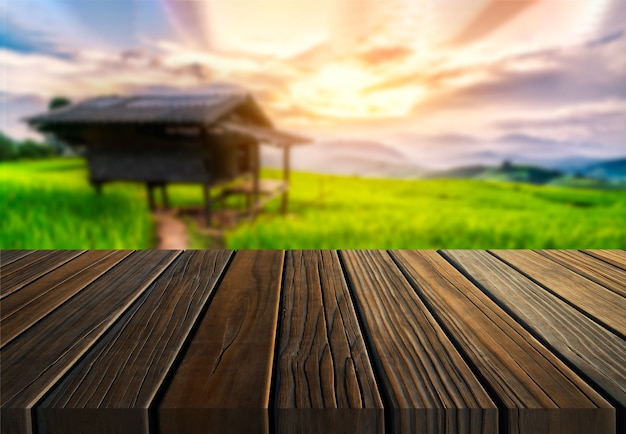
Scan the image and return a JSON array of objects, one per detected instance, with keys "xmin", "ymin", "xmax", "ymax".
[
  {"xmin": 427, "ymin": 163, "xmax": 565, "ymax": 185},
  {"xmin": 263, "ymin": 139, "xmax": 425, "ymax": 177},
  {"xmin": 478, "ymin": 164, "xmax": 564, "ymax": 185},
  {"xmin": 424, "ymin": 165, "xmax": 489, "ymax": 179},
  {"xmin": 426, "ymin": 160, "xmax": 626, "ymax": 189},
  {"xmin": 262, "ymin": 138, "xmax": 625, "ymax": 187},
  {"xmin": 576, "ymin": 158, "xmax": 626, "ymax": 182}
]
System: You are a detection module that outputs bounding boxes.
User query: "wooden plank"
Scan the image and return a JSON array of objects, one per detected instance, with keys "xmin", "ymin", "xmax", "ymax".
[
  {"xmin": 0, "ymin": 250, "xmax": 84, "ymax": 299},
  {"xmin": 445, "ymin": 250, "xmax": 626, "ymax": 411},
  {"xmin": 159, "ymin": 250, "xmax": 284, "ymax": 434},
  {"xmin": 1, "ymin": 250, "xmax": 132, "ymax": 348},
  {"xmin": 537, "ymin": 250, "xmax": 626, "ymax": 297},
  {"xmin": 492, "ymin": 250, "xmax": 626, "ymax": 337},
  {"xmin": 0, "ymin": 250, "xmax": 35, "ymax": 266},
  {"xmin": 392, "ymin": 250, "xmax": 614, "ymax": 434},
  {"xmin": 341, "ymin": 250, "xmax": 497, "ymax": 434},
  {"xmin": 276, "ymin": 251, "xmax": 383, "ymax": 434},
  {"xmin": 0, "ymin": 250, "xmax": 179, "ymax": 434},
  {"xmin": 583, "ymin": 250, "xmax": 626, "ymax": 270},
  {"xmin": 37, "ymin": 250, "xmax": 233, "ymax": 434}
]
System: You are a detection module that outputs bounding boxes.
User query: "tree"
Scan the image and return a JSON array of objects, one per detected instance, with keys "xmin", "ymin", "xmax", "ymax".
[
  {"xmin": 17, "ymin": 139, "xmax": 54, "ymax": 159},
  {"xmin": 47, "ymin": 96, "xmax": 73, "ymax": 154},
  {"xmin": 0, "ymin": 132, "xmax": 17, "ymax": 161},
  {"xmin": 49, "ymin": 96, "xmax": 72, "ymax": 110}
]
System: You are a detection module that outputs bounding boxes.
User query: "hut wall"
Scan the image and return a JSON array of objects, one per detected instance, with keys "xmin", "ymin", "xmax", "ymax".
[
  {"xmin": 77, "ymin": 125, "xmax": 258, "ymax": 185},
  {"xmin": 82, "ymin": 125, "xmax": 205, "ymax": 183},
  {"xmin": 205, "ymin": 132, "xmax": 257, "ymax": 182}
]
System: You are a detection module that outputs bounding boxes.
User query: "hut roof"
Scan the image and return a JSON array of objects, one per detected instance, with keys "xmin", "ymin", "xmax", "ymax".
[
  {"xmin": 221, "ymin": 122, "xmax": 310, "ymax": 147},
  {"xmin": 26, "ymin": 86, "xmax": 310, "ymax": 146},
  {"xmin": 26, "ymin": 88, "xmax": 269, "ymax": 127}
]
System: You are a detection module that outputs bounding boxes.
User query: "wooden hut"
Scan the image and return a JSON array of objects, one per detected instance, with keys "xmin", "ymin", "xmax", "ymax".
[{"xmin": 26, "ymin": 86, "xmax": 309, "ymax": 223}]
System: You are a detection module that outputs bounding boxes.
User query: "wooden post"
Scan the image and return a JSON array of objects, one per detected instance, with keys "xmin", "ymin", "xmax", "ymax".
[
  {"xmin": 146, "ymin": 183, "xmax": 156, "ymax": 211},
  {"xmin": 281, "ymin": 144, "xmax": 290, "ymax": 214},
  {"xmin": 252, "ymin": 145, "xmax": 260, "ymax": 215},
  {"xmin": 161, "ymin": 184, "xmax": 170, "ymax": 209},
  {"xmin": 93, "ymin": 182, "xmax": 103, "ymax": 196},
  {"xmin": 203, "ymin": 183, "xmax": 212, "ymax": 225},
  {"xmin": 244, "ymin": 171, "xmax": 252, "ymax": 210}
]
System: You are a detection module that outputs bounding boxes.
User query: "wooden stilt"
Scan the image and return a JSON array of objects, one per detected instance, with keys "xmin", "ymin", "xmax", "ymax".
[
  {"xmin": 203, "ymin": 183, "xmax": 212, "ymax": 225},
  {"xmin": 244, "ymin": 171, "xmax": 252, "ymax": 211},
  {"xmin": 93, "ymin": 182, "xmax": 103, "ymax": 196},
  {"xmin": 252, "ymin": 149, "xmax": 260, "ymax": 216},
  {"xmin": 281, "ymin": 145, "xmax": 291, "ymax": 214},
  {"xmin": 161, "ymin": 184, "xmax": 170, "ymax": 209},
  {"xmin": 147, "ymin": 183, "xmax": 156, "ymax": 211}
]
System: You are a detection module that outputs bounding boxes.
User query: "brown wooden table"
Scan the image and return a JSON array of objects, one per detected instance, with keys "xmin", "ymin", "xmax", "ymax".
[{"xmin": 1, "ymin": 250, "xmax": 624, "ymax": 434}]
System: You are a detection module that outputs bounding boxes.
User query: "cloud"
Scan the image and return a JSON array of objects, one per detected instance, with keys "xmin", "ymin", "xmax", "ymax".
[
  {"xmin": 2, "ymin": 0, "xmax": 625, "ymax": 168},
  {"xmin": 358, "ymin": 46, "xmax": 412, "ymax": 65},
  {"xmin": 496, "ymin": 100, "xmax": 626, "ymax": 132},
  {"xmin": 1, "ymin": 92, "xmax": 47, "ymax": 139},
  {"xmin": 493, "ymin": 133, "xmax": 617, "ymax": 160},
  {"xmin": 490, "ymin": 100, "xmax": 626, "ymax": 158},
  {"xmin": 587, "ymin": 30, "xmax": 624, "ymax": 48},
  {"xmin": 450, "ymin": 0, "xmax": 540, "ymax": 46},
  {"xmin": 0, "ymin": 14, "xmax": 71, "ymax": 59},
  {"xmin": 422, "ymin": 32, "xmax": 626, "ymax": 113}
]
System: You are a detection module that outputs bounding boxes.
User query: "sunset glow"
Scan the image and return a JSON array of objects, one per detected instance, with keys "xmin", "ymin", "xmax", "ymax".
[
  {"xmin": 2, "ymin": 0, "xmax": 624, "ymax": 166},
  {"xmin": 290, "ymin": 63, "xmax": 426, "ymax": 118}
]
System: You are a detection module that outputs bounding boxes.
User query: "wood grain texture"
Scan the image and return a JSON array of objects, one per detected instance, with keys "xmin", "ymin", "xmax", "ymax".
[
  {"xmin": 36, "ymin": 250, "xmax": 232, "ymax": 434},
  {"xmin": 159, "ymin": 250, "xmax": 284, "ymax": 434},
  {"xmin": 583, "ymin": 250, "xmax": 626, "ymax": 270},
  {"xmin": 0, "ymin": 250, "xmax": 179, "ymax": 434},
  {"xmin": 276, "ymin": 250, "xmax": 384, "ymax": 434},
  {"xmin": 537, "ymin": 250, "xmax": 626, "ymax": 298},
  {"xmin": 392, "ymin": 250, "xmax": 614, "ymax": 434},
  {"xmin": 341, "ymin": 250, "xmax": 497, "ymax": 434},
  {"xmin": 0, "ymin": 250, "xmax": 84, "ymax": 299},
  {"xmin": 2, "ymin": 249, "xmax": 624, "ymax": 434},
  {"xmin": 492, "ymin": 250, "xmax": 626, "ymax": 337},
  {"xmin": 1, "ymin": 250, "xmax": 132, "ymax": 348},
  {"xmin": 0, "ymin": 250, "xmax": 34, "ymax": 266},
  {"xmin": 445, "ymin": 250, "xmax": 626, "ymax": 410}
]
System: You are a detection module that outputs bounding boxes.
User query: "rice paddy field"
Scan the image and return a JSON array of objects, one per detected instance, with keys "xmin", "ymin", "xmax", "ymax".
[
  {"xmin": 2, "ymin": 158, "xmax": 625, "ymax": 249},
  {"xmin": 1, "ymin": 159, "xmax": 153, "ymax": 249}
]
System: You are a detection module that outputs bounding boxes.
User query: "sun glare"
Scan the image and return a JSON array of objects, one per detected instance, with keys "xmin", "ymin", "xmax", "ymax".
[{"xmin": 290, "ymin": 63, "xmax": 426, "ymax": 119}]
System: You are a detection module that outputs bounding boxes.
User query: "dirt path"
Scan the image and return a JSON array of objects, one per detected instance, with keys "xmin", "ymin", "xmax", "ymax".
[
  {"xmin": 154, "ymin": 210, "xmax": 189, "ymax": 249},
  {"xmin": 154, "ymin": 208, "xmax": 232, "ymax": 249}
]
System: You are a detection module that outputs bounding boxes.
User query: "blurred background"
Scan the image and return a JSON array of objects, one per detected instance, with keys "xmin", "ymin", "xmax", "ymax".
[{"xmin": 2, "ymin": 0, "xmax": 625, "ymax": 249}]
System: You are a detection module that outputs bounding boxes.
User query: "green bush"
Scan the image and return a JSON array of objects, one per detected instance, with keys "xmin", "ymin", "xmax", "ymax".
[
  {"xmin": 17, "ymin": 139, "xmax": 55, "ymax": 159},
  {"xmin": 0, "ymin": 133, "xmax": 17, "ymax": 160},
  {"xmin": 0, "ymin": 131, "xmax": 58, "ymax": 161}
]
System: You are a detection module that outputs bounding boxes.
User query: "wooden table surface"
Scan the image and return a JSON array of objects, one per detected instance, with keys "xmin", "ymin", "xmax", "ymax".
[{"xmin": 1, "ymin": 250, "xmax": 624, "ymax": 434}]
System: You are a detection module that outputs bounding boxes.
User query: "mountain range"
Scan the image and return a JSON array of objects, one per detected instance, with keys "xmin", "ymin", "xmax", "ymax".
[{"xmin": 261, "ymin": 139, "xmax": 626, "ymax": 186}]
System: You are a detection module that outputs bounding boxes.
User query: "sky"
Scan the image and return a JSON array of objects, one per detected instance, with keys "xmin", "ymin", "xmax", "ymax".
[{"xmin": 2, "ymin": 0, "xmax": 625, "ymax": 169}]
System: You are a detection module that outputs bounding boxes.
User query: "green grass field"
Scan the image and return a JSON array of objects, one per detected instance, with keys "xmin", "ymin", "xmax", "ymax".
[
  {"xmin": 1, "ymin": 159, "xmax": 153, "ymax": 249},
  {"xmin": 2, "ymin": 159, "xmax": 625, "ymax": 249}
]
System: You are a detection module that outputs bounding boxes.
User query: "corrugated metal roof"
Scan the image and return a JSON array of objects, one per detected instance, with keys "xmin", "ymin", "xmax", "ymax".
[{"xmin": 26, "ymin": 91, "xmax": 249, "ymax": 125}]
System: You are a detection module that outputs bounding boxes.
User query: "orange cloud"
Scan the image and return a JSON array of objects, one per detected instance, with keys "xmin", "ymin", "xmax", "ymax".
[
  {"xmin": 450, "ymin": 0, "xmax": 541, "ymax": 45},
  {"xmin": 358, "ymin": 46, "xmax": 412, "ymax": 65}
]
